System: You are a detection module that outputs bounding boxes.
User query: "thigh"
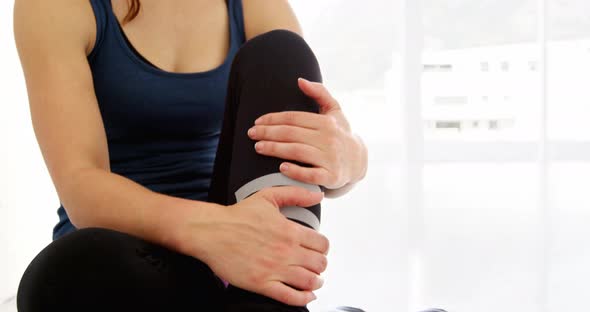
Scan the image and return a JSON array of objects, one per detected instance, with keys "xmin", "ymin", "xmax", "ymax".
[{"xmin": 17, "ymin": 227, "xmax": 225, "ymax": 312}]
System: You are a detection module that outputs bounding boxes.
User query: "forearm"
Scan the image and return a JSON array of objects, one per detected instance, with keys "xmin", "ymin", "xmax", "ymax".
[{"xmin": 59, "ymin": 167, "xmax": 221, "ymax": 253}]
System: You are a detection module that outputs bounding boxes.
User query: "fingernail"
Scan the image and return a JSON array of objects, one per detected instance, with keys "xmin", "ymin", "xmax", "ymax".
[
  {"xmin": 311, "ymin": 293, "xmax": 317, "ymax": 301},
  {"xmin": 280, "ymin": 163, "xmax": 289, "ymax": 171},
  {"xmin": 254, "ymin": 117, "xmax": 262, "ymax": 125},
  {"xmin": 248, "ymin": 127, "xmax": 256, "ymax": 137},
  {"xmin": 299, "ymin": 77, "xmax": 308, "ymax": 83},
  {"xmin": 318, "ymin": 276, "xmax": 324, "ymax": 287},
  {"xmin": 255, "ymin": 142, "xmax": 263, "ymax": 151}
]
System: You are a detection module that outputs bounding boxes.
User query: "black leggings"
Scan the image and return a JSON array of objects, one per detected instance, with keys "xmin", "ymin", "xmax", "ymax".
[{"xmin": 17, "ymin": 29, "xmax": 323, "ymax": 312}]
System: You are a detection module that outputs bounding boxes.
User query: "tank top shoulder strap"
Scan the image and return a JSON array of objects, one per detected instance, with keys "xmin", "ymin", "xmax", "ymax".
[
  {"xmin": 228, "ymin": 0, "xmax": 246, "ymax": 44},
  {"xmin": 87, "ymin": 0, "xmax": 108, "ymax": 61},
  {"xmin": 87, "ymin": 0, "xmax": 245, "ymax": 61}
]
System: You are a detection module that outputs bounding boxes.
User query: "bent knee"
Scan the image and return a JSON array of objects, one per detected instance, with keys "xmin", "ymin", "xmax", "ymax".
[{"xmin": 232, "ymin": 29, "xmax": 322, "ymax": 83}]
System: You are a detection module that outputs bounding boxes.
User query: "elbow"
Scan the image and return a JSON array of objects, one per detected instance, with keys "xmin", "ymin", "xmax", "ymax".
[{"xmin": 53, "ymin": 166, "xmax": 105, "ymax": 229}]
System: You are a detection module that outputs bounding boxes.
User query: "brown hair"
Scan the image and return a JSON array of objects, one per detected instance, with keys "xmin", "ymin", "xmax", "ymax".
[{"xmin": 122, "ymin": 0, "xmax": 141, "ymax": 25}]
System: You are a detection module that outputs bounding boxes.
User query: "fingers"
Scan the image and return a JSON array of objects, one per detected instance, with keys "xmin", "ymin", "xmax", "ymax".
[
  {"xmin": 255, "ymin": 111, "xmax": 325, "ymax": 129},
  {"xmin": 281, "ymin": 266, "xmax": 324, "ymax": 291},
  {"xmin": 248, "ymin": 125, "xmax": 324, "ymax": 147},
  {"xmin": 262, "ymin": 281, "xmax": 316, "ymax": 307},
  {"xmin": 259, "ymin": 186, "xmax": 323, "ymax": 209},
  {"xmin": 292, "ymin": 246, "xmax": 328, "ymax": 275},
  {"xmin": 254, "ymin": 141, "xmax": 325, "ymax": 168},
  {"xmin": 280, "ymin": 162, "xmax": 333, "ymax": 187},
  {"xmin": 297, "ymin": 78, "xmax": 341, "ymax": 113},
  {"xmin": 297, "ymin": 224, "xmax": 330, "ymax": 255}
]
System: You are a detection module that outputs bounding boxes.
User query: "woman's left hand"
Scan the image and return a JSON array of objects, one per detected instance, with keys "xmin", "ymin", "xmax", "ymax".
[{"xmin": 247, "ymin": 78, "xmax": 368, "ymax": 190}]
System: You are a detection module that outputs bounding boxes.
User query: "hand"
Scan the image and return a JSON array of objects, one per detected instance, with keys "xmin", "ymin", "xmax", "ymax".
[
  {"xmin": 179, "ymin": 186, "xmax": 329, "ymax": 306},
  {"xmin": 248, "ymin": 78, "xmax": 368, "ymax": 190}
]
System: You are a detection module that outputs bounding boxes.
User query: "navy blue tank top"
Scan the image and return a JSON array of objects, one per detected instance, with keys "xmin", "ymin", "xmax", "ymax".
[{"xmin": 53, "ymin": 0, "xmax": 246, "ymax": 240}]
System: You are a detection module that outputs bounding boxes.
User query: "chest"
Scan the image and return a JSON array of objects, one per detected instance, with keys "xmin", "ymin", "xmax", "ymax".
[
  {"xmin": 110, "ymin": 0, "xmax": 230, "ymax": 74},
  {"xmin": 89, "ymin": 0, "xmax": 242, "ymax": 144}
]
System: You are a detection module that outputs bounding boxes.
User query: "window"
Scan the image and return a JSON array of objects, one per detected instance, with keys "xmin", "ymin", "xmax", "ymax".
[
  {"xmin": 501, "ymin": 61, "xmax": 510, "ymax": 71},
  {"xmin": 295, "ymin": 1, "xmax": 590, "ymax": 310},
  {"xmin": 420, "ymin": 1, "xmax": 548, "ymax": 311},
  {"xmin": 423, "ymin": 64, "xmax": 453, "ymax": 72},
  {"xmin": 436, "ymin": 121, "xmax": 462, "ymax": 130},
  {"xmin": 489, "ymin": 120, "xmax": 499, "ymax": 129},
  {"xmin": 434, "ymin": 96, "xmax": 468, "ymax": 105},
  {"xmin": 529, "ymin": 60, "xmax": 539, "ymax": 71},
  {"xmin": 480, "ymin": 61, "xmax": 490, "ymax": 71}
]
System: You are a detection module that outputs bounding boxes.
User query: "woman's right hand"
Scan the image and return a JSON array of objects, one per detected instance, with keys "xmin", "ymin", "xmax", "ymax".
[{"xmin": 177, "ymin": 186, "xmax": 329, "ymax": 306}]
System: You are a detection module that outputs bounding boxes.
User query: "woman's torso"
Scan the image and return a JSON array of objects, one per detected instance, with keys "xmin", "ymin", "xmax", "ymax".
[{"xmin": 53, "ymin": 0, "xmax": 246, "ymax": 240}]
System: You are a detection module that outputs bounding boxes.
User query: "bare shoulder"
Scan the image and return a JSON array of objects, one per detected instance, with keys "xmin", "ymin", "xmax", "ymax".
[
  {"xmin": 14, "ymin": 0, "xmax": 111, "ymax": 191},
  {"xmin": 14, "ymin": 0, "xmax": 96, "ymax": 57},
  {"xmin": 241, "ymin": 0, "xmax": 303, "ymax": 40}
]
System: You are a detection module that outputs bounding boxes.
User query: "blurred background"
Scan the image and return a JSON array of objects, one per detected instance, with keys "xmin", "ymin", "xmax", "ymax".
[{"xmin": 2, "ymin": 0, "xmax": 590, "ymax": 311}]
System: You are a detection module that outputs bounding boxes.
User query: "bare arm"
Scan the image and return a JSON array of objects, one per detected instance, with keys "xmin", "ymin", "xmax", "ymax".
[
  {"xmin": 13, "ymin": 0, "xmax": 218, "ymax": 251},
  {"xmin": 242, "ymin": 0, "xmax": 303, "ymax": 39}
]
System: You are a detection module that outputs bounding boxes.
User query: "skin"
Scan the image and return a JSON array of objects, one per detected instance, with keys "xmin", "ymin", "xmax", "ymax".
[
  {"xmin": 250, "ymin": 78, "xmax": 367, "ymax": 191},
  {"xmin": 13, "ymin": 0, "xmax": 367, "ymax": 306}
]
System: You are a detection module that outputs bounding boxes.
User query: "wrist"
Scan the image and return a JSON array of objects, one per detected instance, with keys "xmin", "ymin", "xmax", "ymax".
[
  {"xmin": 151, "ymin": 194, "xmax": 226, "ymax": 257},
  {"xmin": 350, "ymin": 133, "xmax": 368, "ymax": 183}
]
